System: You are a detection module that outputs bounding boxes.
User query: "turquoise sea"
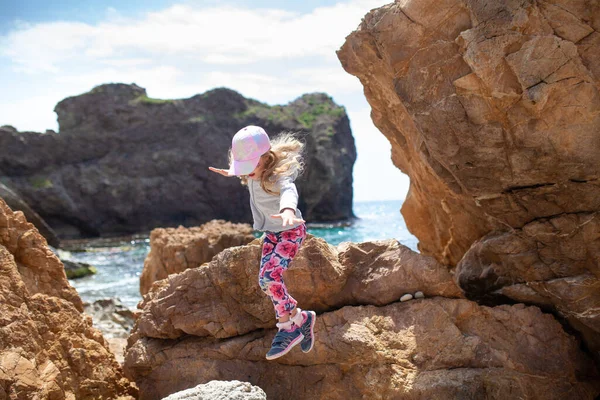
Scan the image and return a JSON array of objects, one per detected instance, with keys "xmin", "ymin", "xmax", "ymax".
[{"xmin": 65, "ymin": 200, "xmax": 418, "ymax": 309}]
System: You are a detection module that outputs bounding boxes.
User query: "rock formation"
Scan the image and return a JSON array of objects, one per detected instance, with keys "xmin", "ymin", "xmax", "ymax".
[
  {"xmin": 337, "ymin": 0, "xmax": 600, "ymax": 362},
  {"xmin": 0, "ymin": 85, "xmax": 356, "ymax": 240},
  {"xmin": 140, "ymin": 220, "xmax": 255, "ymax": 295},
  {"xmin": 130, "ymin": 237, "xmax": 463, "ymax": 341},
  {"xmin": 0, "ymin": 198, "xmax": 137, "ymax": 398},
  {"xmin": 124, "ymin": 236, "xmax": 599, "ymax": 399}
]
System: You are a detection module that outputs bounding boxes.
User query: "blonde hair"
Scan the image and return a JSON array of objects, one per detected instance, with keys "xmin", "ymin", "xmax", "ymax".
[{"xmin": 233, "ymin": 132, "xmax": 304, "ymax": 194}]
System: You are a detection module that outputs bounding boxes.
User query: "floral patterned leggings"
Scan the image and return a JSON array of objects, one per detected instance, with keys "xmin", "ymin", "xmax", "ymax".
[{"xmin": 258, "ymin": 223, "xmax": 307, "ymax": 319}]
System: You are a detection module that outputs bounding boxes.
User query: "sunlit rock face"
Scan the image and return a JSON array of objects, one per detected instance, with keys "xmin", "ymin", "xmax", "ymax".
[
  {"xmin": 126, "ymin": 301, "xmax": 600, "ymax": 400},
  {"xmin": 338, "ymin": 0, "xmax": 600, "ymax": 361},
  {"xmin": 0, "ymin": 198, "xmax": 137, "ymax": 399},
  {"xmin": 124, "ymin": 235, "xmax": 599, "ymax": 399},
  {"xmin": 129, "ymin": 236, "xmax": 463, "ymax": 341},
  {"xmin": 0, "ymin": 84, "xmax": 356, "ymax": 239},
  {"xmin": 139, "ymin": 220, "xmax": 255, "ymax": 295}
]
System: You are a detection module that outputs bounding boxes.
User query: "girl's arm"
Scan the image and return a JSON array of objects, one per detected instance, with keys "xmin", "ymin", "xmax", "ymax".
[
  {"xmin": 208, "ymin": 167, "xmax": 235, "ymax": 177},
  {"xmin": 270, "ymin": 177, "xmax": 304, "ymax": 226},
  {"xmin": 271, "ymin": 208, "xmax": 304, "ymax": 227}
]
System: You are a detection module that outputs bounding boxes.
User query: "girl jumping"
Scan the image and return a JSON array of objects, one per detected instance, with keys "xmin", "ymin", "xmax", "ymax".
[{"xmin": 209, "ymin": 125, "xmax": 316, "ymax": 360}]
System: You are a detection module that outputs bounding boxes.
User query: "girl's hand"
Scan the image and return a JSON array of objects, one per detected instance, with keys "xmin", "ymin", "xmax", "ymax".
[
  {"xmin": 271, "ymin": 208, "xmax": 305, "ymax": 227},
  {"xmin": 208, "ymin": 167, "xmax": 234, "ymax": 177}
]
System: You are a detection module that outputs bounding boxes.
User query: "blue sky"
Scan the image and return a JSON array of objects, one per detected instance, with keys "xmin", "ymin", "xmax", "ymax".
[
  {"xmin": 0, "ymin": 0, "xmax": 344, "ymax": 27},
  {"xmin": 0, "ymin": 0, "xmax": 409, "ymax": 202}
]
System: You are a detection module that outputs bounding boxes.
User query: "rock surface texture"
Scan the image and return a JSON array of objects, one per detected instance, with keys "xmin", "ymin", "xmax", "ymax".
[
  {"xmin": 337, "ymin": 0, "xmax": 600, "ymax": 363},
  {"xmin": 0, "ymin": 85, "xmax": 356, "ymax": 239},
  {"xmin": 124, "ymin": 235, "xmax": 599, "ymax": 399},
  {"xmin": 140, "ymin": 220, "xmax": 255, "ymax": 295},
  {"xmin": 161, "ymin": 380, "xmax": 266, "ymax": 400},
  {"xmin": 0, "ymin": 199, "xmax": 137, "ymax": 399},
  {"xmin": 130, "ymin": 236, "xmax": 463, "ymax": 340}
]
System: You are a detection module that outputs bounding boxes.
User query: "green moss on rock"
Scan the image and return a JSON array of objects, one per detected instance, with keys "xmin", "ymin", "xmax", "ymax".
[
  {"xmin": 238, "ymin": 104, "xmax": 294, "ymax": 125},
  {"xmin": 132, "ymin": 95, "xmax": 174, "ymax": 105},
  {"xmin": 297, "ymin": 101, "xmax": 345, "ymax": 129},
  {"xmin": 238, "ymin": 96, "xmax": 345, "ymax": 130},
  {"xmin": 29, "ymin": 176, "xmax": 53, "ymax": 189},
  {"xmin": 187, "ymin": 116, "xmax": 206, "ymax": 123},
  {"xmin": 62, "ymin": 259, "xmax": 97, "ymax": 279}
]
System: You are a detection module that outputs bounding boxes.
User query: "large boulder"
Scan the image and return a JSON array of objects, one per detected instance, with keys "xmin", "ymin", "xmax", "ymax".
[
  {"xmin": 140, "ymin": 220, "xmax": 255, "ymax": 295},
  {"xmin": 454, "ymin": 212, "xmax": 600, "ymax": 358},
  {"xmin": 125, "ymin": 298, "xmax": 599, "ymax": 400},
  {"xmin": 337, "ymin": 0, "xmax": 600, "ymax": 362},
  {"xmin": 130, "ymin": 236, "xmax": 463, "ymax": 340},
  {"xmin": 338, "ymin": 0, "xmax": 600, "ymax": 265},
  {"xmin": 0, "ymin": 198, "xmax": 137, "ymax": 399},
  {"xmin": 0, "ymin": 85, "xmax": 356, "ymax": 239},
  {"xmin": 124, "ymin": 234, "xmax": 599, "ymax": 399}
]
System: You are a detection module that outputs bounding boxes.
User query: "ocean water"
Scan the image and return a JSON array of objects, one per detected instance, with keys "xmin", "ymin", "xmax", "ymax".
[{"xmin": 66, "ymin": 200, "xmax": 418, "ymax": 309}]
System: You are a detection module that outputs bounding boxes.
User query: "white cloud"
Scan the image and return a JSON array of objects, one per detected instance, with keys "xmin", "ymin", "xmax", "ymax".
[
  {"xmin": 54, "ymin": 66, "xmax": 183, "ymax": 88},
  {"xmin": 290, "ymin": 67, "xmax": 363, "ymax": 94},
  {"xmin": 2, "ymin": 21, "xmax": 97, "ymax": 73},
  {"xmin": 1, "ymin": 1, "xmax": 383, "ymax": 73},
  {"xmin": 186, "ymin": 67, "xmax": 362, "ymax": 104},
  {"xmin": 99, "ymin": 58, "xmax": 153, "ymax": 67}
]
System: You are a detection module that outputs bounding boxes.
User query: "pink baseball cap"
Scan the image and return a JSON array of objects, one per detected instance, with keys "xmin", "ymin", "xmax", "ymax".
[{"xmin": 228, "ymin": 126, "xmax": 271, "ymax": 176}]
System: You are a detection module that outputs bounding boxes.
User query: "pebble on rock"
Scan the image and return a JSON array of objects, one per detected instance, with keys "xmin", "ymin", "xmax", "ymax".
[{"xmin": 400, "ymin": 294, "xmax": 413, "ymax": 302}]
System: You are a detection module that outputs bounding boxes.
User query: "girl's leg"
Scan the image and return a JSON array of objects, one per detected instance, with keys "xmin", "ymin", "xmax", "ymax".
[
  {"xmin": 258, "ymin": 224, "xmax": 306, "ymax": 321},
  {"xmin": 259, "ymin": 224, "xmax": 310, "ymax": 360}
]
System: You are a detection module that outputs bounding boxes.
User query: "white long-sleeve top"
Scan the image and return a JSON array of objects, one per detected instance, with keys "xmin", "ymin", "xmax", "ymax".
[{"xmin": 247, "ymin": 176, "xmax": 303, "ymax": 232}]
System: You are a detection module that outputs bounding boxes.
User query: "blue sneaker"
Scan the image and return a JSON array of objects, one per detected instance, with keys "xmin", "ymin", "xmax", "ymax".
[
  {"xmin": 265, "ymin": 324, "xmax": 304, "ymax": 360},
  {"xmin": 298, "ymin": 310, "xmax": 316, "ymax": 353}
]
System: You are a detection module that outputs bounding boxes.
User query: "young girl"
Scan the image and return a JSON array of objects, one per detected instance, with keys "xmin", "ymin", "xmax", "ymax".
[{"xmin": 209, "ymin": 125, "xmax": 316, "ymax": 360}]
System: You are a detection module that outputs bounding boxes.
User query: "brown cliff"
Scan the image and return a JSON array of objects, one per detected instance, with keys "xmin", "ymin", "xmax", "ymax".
[
  {"xmin": 337, "ymin": 0, "xmax": 600, "ymax": 361},
  {"xmin": 0, "ymin": 198, "xmax": 137, "ymax": 399}
]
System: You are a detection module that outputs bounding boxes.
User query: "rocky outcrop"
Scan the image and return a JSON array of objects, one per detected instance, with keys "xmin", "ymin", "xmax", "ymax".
[
  {"xmin": 0, "ymin": 202, "xmax": 82, "ymax": 309},
  {"xmin": 337, "ymin": 0, "xmax": 600, "ymax": 362},
  {"xmin": 0, "ymin": 85, "xmax": 356, "ymax": 240},
  {"xmin": 162, "ymin": 381, "xmax": 266, "ymax": 400},
  {"xmin": 140, "ymin": 220, "xmax": 255, "ymax": 295},
  {"xmin": 124, "ymin": 235, "xmax": 599, "ymax": 399},
  {"xmin": 130, "ymin": 236, "xmax": 463, "ymax": 340},
  {"xmin": 454, "ymin": 212, "xmax": 600, "ymax": 359},
  {"xmin": 127, "ymin": 302, "xmax": 600, "ymax": 400},
  {"xmin": 0, "ymin": 199, "xmax": 137, "ymax": 398},
  {"xmin": 338, "ymin": 0, "xmax": 600, "ymax": 265}
]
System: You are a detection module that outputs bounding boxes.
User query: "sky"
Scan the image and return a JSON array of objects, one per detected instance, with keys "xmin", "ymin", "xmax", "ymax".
[{"xmin": 0, "ymin": 0, "xmax": 410, "ymax": 202}]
